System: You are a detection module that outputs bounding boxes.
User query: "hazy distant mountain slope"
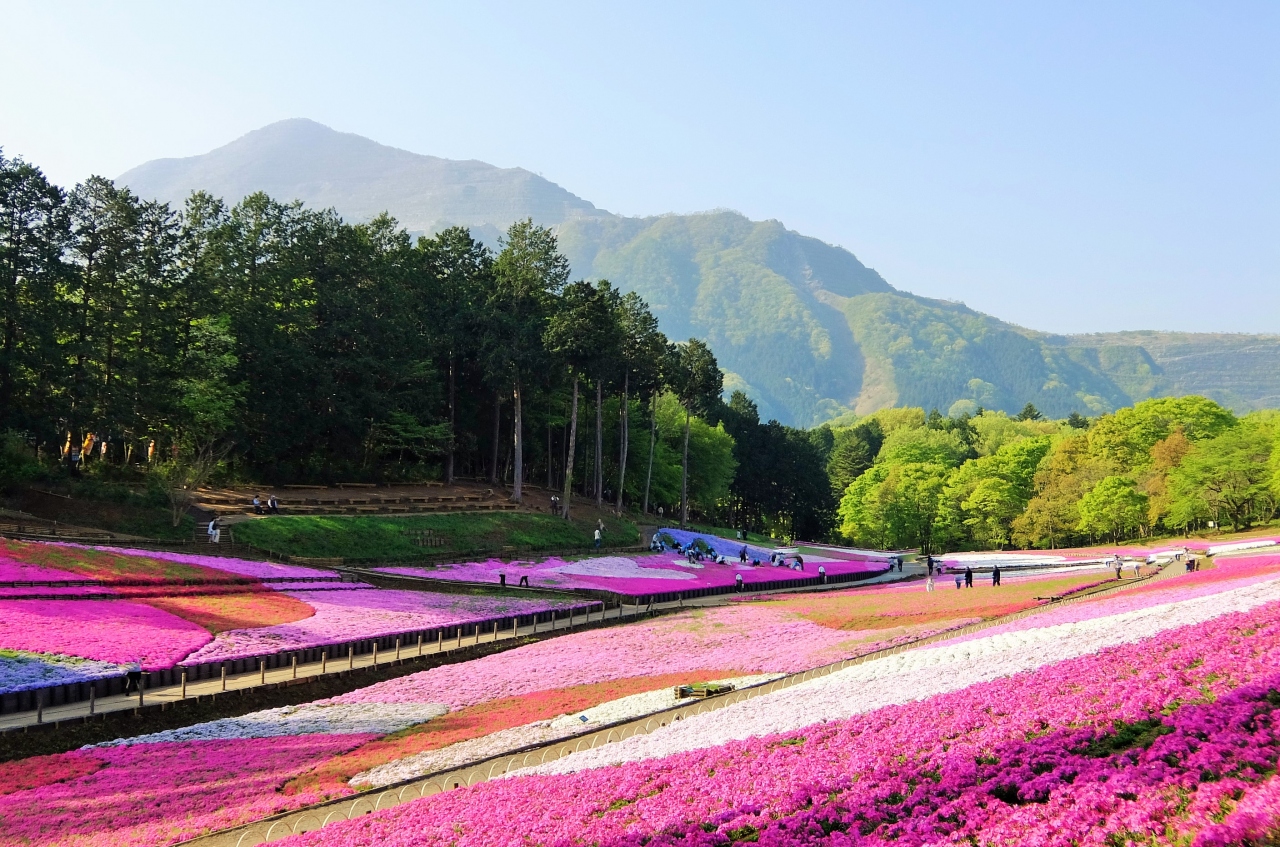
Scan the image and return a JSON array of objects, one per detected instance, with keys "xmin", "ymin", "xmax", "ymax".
[
  {"xmin": 826, "ymin": 292, "xmax": 1131, "ymax": 417},
  {"xmin": 1064, "ymin": 331, "xmax": 1280, "ymax": 412},
  {"xmin": 118, "ymin": 118, "xmax": 608, "ymax": 238},
  {"xmin": 117, "ymin": 120, "xmax": 1280, "ymax": 425}
]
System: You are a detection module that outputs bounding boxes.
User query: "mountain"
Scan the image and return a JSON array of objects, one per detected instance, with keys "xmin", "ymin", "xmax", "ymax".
[
  {"xmin": 117, "ymin": 120, "xmax": 1280, "ymax": 427},
  {"xmin": 117, "ymin": 118, "xmax": 610, "ymax": 243}
]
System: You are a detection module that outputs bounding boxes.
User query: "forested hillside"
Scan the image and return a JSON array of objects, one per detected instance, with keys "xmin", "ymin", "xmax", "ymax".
[{"xmin": 114, "ymin": 120, "xmax": 1280, "ymax": 427}]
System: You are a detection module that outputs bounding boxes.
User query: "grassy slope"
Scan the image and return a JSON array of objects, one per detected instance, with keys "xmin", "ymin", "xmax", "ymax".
[{"xmin": 232, "ymin": 511, "xmax": 639, "ymax": 562}]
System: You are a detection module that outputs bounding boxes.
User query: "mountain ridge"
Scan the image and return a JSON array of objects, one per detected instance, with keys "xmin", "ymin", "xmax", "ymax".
[{"xmin": 116, "ymin": 119, "xmax": 1280, "ymax": 426}]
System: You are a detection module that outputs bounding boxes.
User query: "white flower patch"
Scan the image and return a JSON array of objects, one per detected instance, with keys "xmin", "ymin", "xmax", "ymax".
[
  {"xmin": 91, "ymin": 702, "xmax": 449, "ymax": 747},
  {"xmin": 546, "ymin": 556, "xmax": 696, "ymax": 581},
  {"xmin": 547, "ymin": 673, "xmax": 783, "ymax": 730},
  {"xmin": 350, "ymin": 674, "xmax": 781, "ymax": 788},
  {"xmin": 523, "ymin": 577, "xmax": 1280, "ymax": 776}
]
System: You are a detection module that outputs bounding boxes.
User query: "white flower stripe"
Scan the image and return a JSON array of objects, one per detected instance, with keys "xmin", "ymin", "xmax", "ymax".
[
  {"xmin": 90, "ymin": 702, "xmax": 449, "ymax": 746},
  {"xmin": 350, "ymin": 674, "xmax": 781, "ymax": 788},
  {"xmin": 522, "ymin": 576, "xmax": 1280, "ymax": 776}
]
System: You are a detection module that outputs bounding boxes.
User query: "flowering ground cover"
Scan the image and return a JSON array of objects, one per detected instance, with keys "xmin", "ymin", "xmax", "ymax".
[
  {"xmin": 287, "ymin": 673, "xmax": 753, "ymax": 796},
  {"xmin": 142, "ymin": 591, "xmax": 316, "ymax": 633},
  {"xmin": 378, "ymin": 551, "xmax": 884, "ymax": 596},
  {"xmin": 347, "ymin": 673, "xmax": 782, "ymax": 790},
  {"xmin": 96, "ymin": 547, "xmax": 334, "ymax": 581},
  {"xmin": 1, "ymin": 539, "xmax": 230, "ymax": 583},
  {"xmin": 178, "ymin": 590, "xmax": 597, "ymax": 665},
  {"xmin": 937, "ymin": 552, "xmax": 1280, "ymax": 646},
  {"xmin": 745, "ymin": 567, "xmax": 1109, "ymax": 631},
  {"xmin": 0, "ymin": 649, "xmax": 129, "ymax": 693},
  {"xmin": 0, "ymin": 735, "xmax": 375, "ymax": 847},
  {"xmin": 0, "ymin": 599, "xmax": 211, "ymax": 670},
  {"xmin": 281, "ymin": 577, "xmax": 1280, "ymax": 847}
]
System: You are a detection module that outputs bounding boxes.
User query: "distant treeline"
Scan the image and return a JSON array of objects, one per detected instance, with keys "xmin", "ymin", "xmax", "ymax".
[
  {"xmin": 3, "ymin": 151, "xmax": 1274, "ymax": 548},
  {"xmin": 828, "ymin": 399, "xmax": 1280, "ymax": 552},
  {"xmin": 0, "ymin": 151, "xmax": 826, "ymax": 532}
]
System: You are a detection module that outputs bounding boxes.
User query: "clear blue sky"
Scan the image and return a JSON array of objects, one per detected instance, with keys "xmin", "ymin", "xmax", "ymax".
[{"xmin": 2, "ymin": 1, "xmax": 1277, "ymax": 334}]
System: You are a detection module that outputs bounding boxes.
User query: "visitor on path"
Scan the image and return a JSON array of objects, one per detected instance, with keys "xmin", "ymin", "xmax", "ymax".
[
  {"xmin": 253, "ymin": 495, "xmax": 263, "ymax": 515},
  {"xmin": 819, "ymin": 564, "xmax": 827, "ymax": 584},
  {"xmin": 925, "ymin": 572, "xmax": 934, "ymax": 592},
  {"xmin": 992, "ymin": 563, "xmax": 1001, "ymax": 586},
  {"xmin": 735, "ymin": 572, "xmax": 744, "ymax": 591},
  {"xmin": 657, "ymin": 506, "xmax": 664, "ymax": 519},
  {"xmin": 123, "ymin": 660, "xmax": 143, "ymax": 693},
  {"xmin": 955, "ymin": 573, "xmax": 963, "ymax": 589},
  {"xmin": 740, "ymin": 545, "xmax": 748, "ymax": 564},
  {"xmin": 1114, "ymin": 559, "xmax": 1124, "ymax": 580},
  {"xmin": 964, "ymin": 566, "xmax": 973, "ymax": 588},
  {"xmin": 268, "ymin": 495, "xmax": 279, "ymax": 515},
  {"xmin": 925, "ymin": 555, "xmax": 934, "ymax": 576},
  {"xmin": 207, "ymin": 518, "xmax": 221, "ymax": 543},
  {"xmin": 593, "ymin": 528, "xmax": 602, "ymax": 549}
]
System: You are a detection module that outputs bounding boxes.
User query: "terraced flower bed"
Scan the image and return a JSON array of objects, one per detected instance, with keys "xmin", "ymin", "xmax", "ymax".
[
  {"xmin": 280, "ymin": 557, "xmax": 1280, "ymax": 847},
  {"xmin": 0, "ymin": 561, "xmax": 1149, "ymax": 845}
]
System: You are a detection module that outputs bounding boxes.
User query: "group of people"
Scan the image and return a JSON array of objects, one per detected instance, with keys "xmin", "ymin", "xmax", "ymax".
[
  {"xmin": 768, "ymin": 551, "xmax": 805, "ymax": 571},
  {"xmin": 925, "ymin": 563, "xmax": 1000, "ymax": 592},
  {"xmin": 252, "ymin": 494, "xmax": 279, "ymax": 515}
]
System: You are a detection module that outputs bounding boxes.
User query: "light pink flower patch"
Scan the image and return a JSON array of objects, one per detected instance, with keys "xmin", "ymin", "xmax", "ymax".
[
  {"xmin": 0, "ymin": 734, "xmax": 373, "ymax": 847},
  {"xmin": 333, "ymin": 604, "xmax": 902, "ymax": 710},
  {"xmin": 180, "ymin": 590, "xmax": 593, "ymax": 664}
]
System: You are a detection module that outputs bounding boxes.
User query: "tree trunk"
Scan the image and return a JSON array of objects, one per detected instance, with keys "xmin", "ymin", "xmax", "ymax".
[
  {"xmin": 643, "ymin": 391, "xmax": 657, "ymax": 515},
  {"xmin": 488, "ymin": 392, "xmax": 501, "ymax": 485},
  {"xmin": 615, "ymin": 371, "xmax": 629, "ymax": 514},
  {"xmin": 681, "ymin": 404, "xmax": 691, "ymax": 528},
  {"xmin": 561, "ymin": 376, "xmax": 579, "ymax": 520},
  {"xmin": 445, "ymin": 357, "xmax": 455, "ymax": 484},
  {"xmin": 511, "ymin": 381, "xmax": 523, "ymax": 502},
  {"xmin": 594, "ymin": 380, "xmax": 603, "ymax": 508},
  {"xmin": 546, "ymin": 412, "xmax": 553, "ymax": 491}
]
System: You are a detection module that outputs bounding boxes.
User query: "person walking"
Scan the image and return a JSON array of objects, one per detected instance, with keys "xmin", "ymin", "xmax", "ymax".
[
  {"xmin": 1114, "ymin": 558, "xmax": 1123, "ymax": 580},
  {"xmin": 207, "ymin": 518, "xmax": 221, "ymax": 544},
  {"xmin": 593, "ymin": 527, "xmax": 602, "ymax": 549},
  {"xmin": 123, "ymin": 659, "xmax": 142, "ymax": 693},
  {"xmin": 964, "ymin": 566, "xmax": 973, "ymax": 588},
  {"xmin": 253, "ymin": 495, "xmax": 263, "ymax": 515},
  {"xmin": 925, "ymin": 572, "xmax": 935, "ymax": 592},
  {"xmin": 992, "ymin": 563, "xmax": 1001, "ymax": 587},
  {"xmin": 735, "ymin": 572, "xmax": 744, "ymax": 592},
  {"xmin": 268, "ymin": 494, "xmax": 279, "ymax": 515},
  {"xmin": 818, "ymin": 564, "xmax": 827, "ymax": 584},
  {"xmin": 740, "ymin": 545, "xmax": 748, "ymax": 564},
  {"xmin": 955, "ymin": 573, "xmax": 963, "ymax": 589}
]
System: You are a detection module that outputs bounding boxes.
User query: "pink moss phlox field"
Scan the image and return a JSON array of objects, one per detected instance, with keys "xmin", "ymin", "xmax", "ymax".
[
  {"xmin": 334, "ymin": 604, "xmax": 903, "ymax": 710},
  {"xmin": 180, "ymin": 590, "xmax": 596, "ymax": 664},
  {"xmin": 0, "ymin": 734, "xmax": 374, "ymax": 847},
  {"xmin": 0, "ymin": 556, "xmax": 88, "ymax": 583},
  {"xmin": 939, "ymin": 553, "xmax": 1280, "ymax": 646},
  {"xmin": 1194, "ymin": 771, "xmax": 1280, "ymax": 847},
  {"xmin": 0, "ymin": 600, "xmax": 210, "ymax": 670},
  {"xmin": 280, "ymin": 600, "xmax": 1280, "ymax": 847},
  {"xmin": 96, "ymin": 547, "xmax": 333, "ymax": 581},
  {"xmin": 379, "ymin": 552, "xmax": 883, "ymax": 596}
]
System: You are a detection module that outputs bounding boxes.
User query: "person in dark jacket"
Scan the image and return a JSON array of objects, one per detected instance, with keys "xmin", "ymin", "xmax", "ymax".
[{"xmin": 964, "ymin": 566, "xmax": 974, "ymax": 588}]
